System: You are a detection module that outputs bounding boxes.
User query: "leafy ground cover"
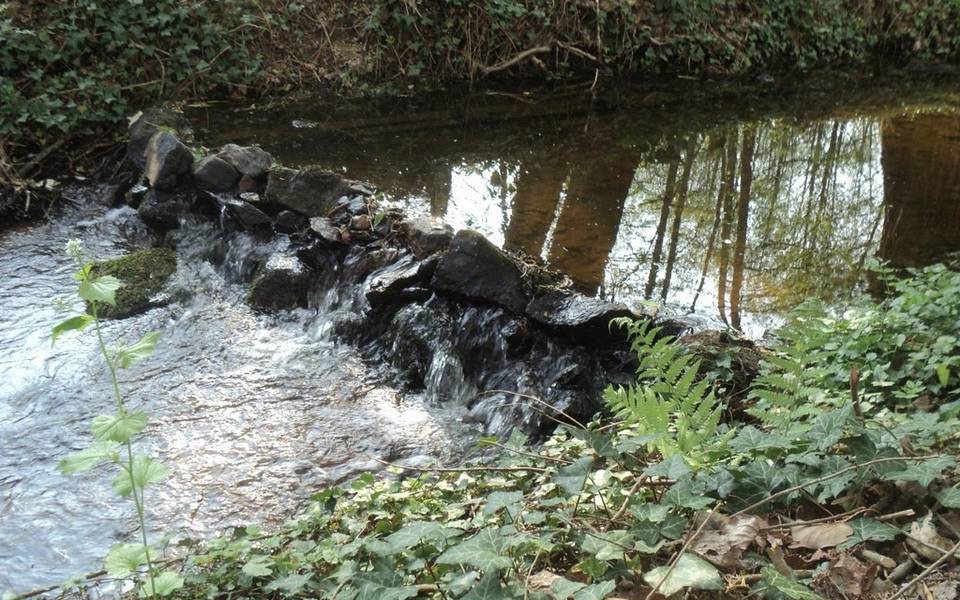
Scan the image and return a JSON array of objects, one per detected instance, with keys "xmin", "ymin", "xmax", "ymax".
[{"xmin": 32, "ymin": 261, "xmax": 957, "ymax": 600}]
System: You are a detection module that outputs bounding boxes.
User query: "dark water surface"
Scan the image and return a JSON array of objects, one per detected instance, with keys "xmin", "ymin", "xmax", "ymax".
[
  {"xmin": 188, "ymin": 73, "xmax": 960, "ymax": 336},
  {"xmin": 3, "ymin": 74, "xmax": 960, "ymax": 593}
]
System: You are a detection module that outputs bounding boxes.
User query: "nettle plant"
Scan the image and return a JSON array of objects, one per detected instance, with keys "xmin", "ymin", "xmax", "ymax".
[{"xmin": 53, "ymin": 239, "xmax": 182, "ymax": 597}]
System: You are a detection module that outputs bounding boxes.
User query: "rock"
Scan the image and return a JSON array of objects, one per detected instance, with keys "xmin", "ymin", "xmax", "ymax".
[
  {"xmin": 192, "ymin": 156, "xmax": 240, "ymax": 192},
  {"xmin": 138, "ymin": 189, "xmax": 183, "ymax": 231},
  {"xmin": 239, "ymin": 192, "xmax": 260, "ymax": 203},
  {"xmin": 247, "ymin": 252, "xmax": 311, "ymax": 311},
  {"xmin": 238, "ymin": 175, "xmax": 259, "ymax": 193},
  {"xmin": 350, "ymin": 214, "xmax": 371, "ymax": 230},
  {"xmin": 431, "ymin": 229, "xmax": 528, "ymax": 313},
  {"xmin": 264, "ymin": 166, "xmax": 356, "ymax": 217},
  {"xmin": 342, "ymin": 247, "xmax": 402, "ymax": 283},
  {"xmin": 525, "ymin": 289, "xmax": 637, "ymax": 347},
  {"xmin": 222, "ymin": 198, "xmax": 271, "ymax": 230},
  {"xmin": 125, "ymin": 183, "xmax": 149, "ymax": 208},
  {"xmin": 91, "ymin": 247, "xmax": 177, "ymax": 319},
  {"xmin": 366, "ymin": 256, "xmax": 437, "ymax": 308},
  {"xmin": 309, "ymin": 216, "xmax": 341, "ymax": 244},
  {"xmin": 144, "ymin": 132, "xmax": 193, "ymax": 190},
  {"xmin": 126, "ymin": 107, "xmax": 190, "ymax": 169},
  {"xmin": 400, "ymin": 217, "xmax": 454, "ymax": 259},
  {"xmin": 273, "ymin": 210, "xmax": 308, "ymax": 234},
  {"xmin": 217, "ymin": 144, "xmax": 273, "ymax": 179}
]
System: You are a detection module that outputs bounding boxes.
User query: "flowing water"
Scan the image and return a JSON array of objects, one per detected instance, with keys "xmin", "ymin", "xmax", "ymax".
[{"xmin": 3, "ymin": 72, "xmax": 960, "ymax": 593}]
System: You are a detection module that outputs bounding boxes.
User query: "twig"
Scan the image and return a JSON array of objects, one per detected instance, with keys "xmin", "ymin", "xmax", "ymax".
[
  {"xmin": 761, "ymin": 507, "xmax": 870, "ymax": 530},
  {"xmin": 730, "ymin": 455, "xmax": 941, "ymax": 518},
  {"xmin": 476, "ymin": 46, "xmax": 551, "ymax": 75},
  {"xmin": 373, "ymin": 457, "xmax": 549, "ymax": 474},
  {"xmin": 479, "ymin": 439, "xmax": 571, "ymax": 465},
  {"xmin": 610, "ymin": 476, "xmax": 648, "ymax": 523},
  {"xmin": 476, "ymin": 389, "xmax": 588, "ymax": 430},
  {"xmin": 645, "ymin": 503, "xmax": 723, "ymax": 600},
  {"xmin": 889, "ymin": 538, "xmax": 960, "ymax": 600}
]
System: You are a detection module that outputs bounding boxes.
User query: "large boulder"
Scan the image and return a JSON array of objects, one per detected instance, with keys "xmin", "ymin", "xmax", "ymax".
[
  {"xmin": 431, "ymin": 229, "xmax": 528, "ymax": 313},
  {"xmin": 221, "ymin": 198, "xmax": 271, "ymax": 231},
  {"xmin": 217, "ymin": 144, "xmax": 273, "ymax": 179},
  {"xmin": 126, "ymin": 107, "xmax": 190, "ymax": 169},
  {"xmin": 193, "ymin": 156, "xmax": 240, "ymax": 192},
  {"xmin": 246, "ymin": 252, "xmax": 311, "ymax": 311},
  {"xmin": 400, "ymin": 217, "xmax": 454, "ymax": 259},
  {"xmin": 525, "ymin": 288, "xmax": 637, "ymax": 347},
  {"xmin": 145, "ymin": 132, "xmax": 193, "ymax": 190},
  {"xmin": 91, "ymin": 247, "xmax": 177, "ymax": 319},
  {"xmin": 264, "ymin": 166, "xmax": 354, "ymax": 217}
]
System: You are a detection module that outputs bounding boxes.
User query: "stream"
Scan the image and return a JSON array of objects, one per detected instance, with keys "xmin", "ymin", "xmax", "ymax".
[{"xmin": 3, "ymin": 73, "xmax": 960, "ymax": 592}]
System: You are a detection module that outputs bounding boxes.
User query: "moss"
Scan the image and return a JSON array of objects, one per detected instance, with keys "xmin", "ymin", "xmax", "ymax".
[{"xmin": 91, "ymin": 247, "xmax": 177, "ymax": 319}]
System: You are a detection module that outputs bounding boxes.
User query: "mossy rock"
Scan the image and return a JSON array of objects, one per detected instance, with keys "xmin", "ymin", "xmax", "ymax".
[{"xmin": 91, "ymin": 247, "xmax": 177, "ymax": 319}]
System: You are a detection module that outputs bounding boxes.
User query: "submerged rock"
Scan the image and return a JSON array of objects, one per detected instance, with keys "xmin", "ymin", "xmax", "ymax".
[
  {"xmin": 145, "ymin": 132, "xmax": 193, "ymax": 191},
  {"xmin": 138, "ymin": 189, "xmax": 184, "ymax": 231},
  {"xmin": 264, "ymin": 166, "xmax": 354, "ymax": 216},
  {"xmin": 525, "ymin": 289, "xmax": 637, "ymax": 347},
  {"xmin": 126, "ymin": 107, "xmax": 190, "ymax": 169},
  {"xmin": 400, "ymin": 217, "xmax": 454, "ymax": 259},
  {"xmin": 193, "ymin": 156, "xmax": 240, "ymax": 192},
  {"xmin": 431, "ymin": 229, "xmax": 528, "ymax": 313},
  {"xmin": 91, "ymin": 247, "xmax": 177, "ymax": 319},
  {"xmin": 217, "ymin": 144, "xmax": 273, "ymax": 179},
  {"xmin": 247, "ymin": 252, "xmax": 311, "ymax": 311}
]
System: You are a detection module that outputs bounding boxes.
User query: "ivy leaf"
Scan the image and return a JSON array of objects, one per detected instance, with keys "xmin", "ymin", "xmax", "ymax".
[
  {"xmin": 729, "ymin": 426, "xmax": 793, "ymax": 454},
  {"xmin": 241, "ymin": 555, "xmax": 273, "ymax": 577},
  {"xmin": 112, "ymin": 456, "xmax": 169, "ymax": 497},
  {"xmin": 582, "ymin": 530, "xmax": 633, "ymax": 561},
  {"xmin": 116, "ymin": 331, "xmax": 161, "ymax": 369},
  {"xmin": 51, "ymin": 314, "xmax": 93, "ymax": 343},
  {"xmin": 562, "ymin": 426, "xmax": 621, "ymax": 460},
  {"xmin": 91, "ymin": 411, "xmax": 148, "ymax": 443},
  {"xmin": 936, "ymin": 485, "xmax": 960, "ymax": 508},
  {"xmin": 78, "ymin": 275, "xmax": 121, "ymax": 307},
  {"xmin": 264, "ymin": 573, "xmax": 312, "ymax": 595},
  {"xmin": 144, "ymin": 571, "xmax": 184, "ymax": 597},
  {"xmin": 554, "ymin": 457, "xmax": 594, "ymax": 496},
  {"xmin": 461, "ymin": 572, "xmax": 506, "ymax": 600},
  {"xmin": 729, "ymin": 460, "xmax": 787, "ymax": 510},
  {"xmin": 884, "ymin": 456, "xmax": 956, "ymax": 487},
  {"xmin": 354, "ymin": 570, "xmax": 418, "ymax": 600},
  {"xmin": 644, "ymin": 454, "xmax": 691, "ymax": 480},
  {"xmin": 838, "ymin": 517, "xmax": 901, "ymax": 549},
  {"xmin": 483, "ymin": 490, "xmax": 523, "ymax": 517},
  {"xmin": 551, "ymin": 577, "xmax": 586, "ymax": 598},
  {"xmin": 105, "ymin": 543, "xmax": 147, "ymax": 576},
  {"xmin": 662, "ymin": 478, "xmax": 715, "ymax": 510},
  {"xmin": 760, "ymin": 567, "xmax": 825, "ymax": 600},
  {"xmin": 643, "ymin": 554, "xmax": 722, "ymax": 596},
  {"xmin": 572, "ymin": 580, "xmax": 616, "ymax": 600},
  {"xmin": 58, "ymin": 440, "xmax": 119, "ymax": 474},
  {"xmin": 385, "ymin": 521, "xmax": 459, "ymax": 550},
  {"xmin": 437, "ymin": 528, "xmax": 512, "ymax": 571},
  {"xmin": 807, "ymin": 404, "xmax": 852, "ymax": 451}
]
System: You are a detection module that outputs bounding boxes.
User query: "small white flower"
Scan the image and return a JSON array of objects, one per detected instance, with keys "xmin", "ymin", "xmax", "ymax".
[{"xmin": 65, "ymin": 239, "xmax": 84, "ymax": 262}]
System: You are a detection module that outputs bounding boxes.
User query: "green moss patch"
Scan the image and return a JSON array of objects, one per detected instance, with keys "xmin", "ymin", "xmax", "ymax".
[{"xmin": 91, "ymin": 247, "xmax": 177, "ymax": 319}]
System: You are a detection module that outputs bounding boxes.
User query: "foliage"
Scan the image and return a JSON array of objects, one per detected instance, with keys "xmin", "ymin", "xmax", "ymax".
[
  {"xmin": 604, "ymin": 318, "xmax": 733, "ymax": 465},
  {"xmin": 53, "ymin": 239, "xmax": 180, "ymax": 597},
  {"xmin": 750, "ymin": 260, "xmax": 960, "ymax": 434}
]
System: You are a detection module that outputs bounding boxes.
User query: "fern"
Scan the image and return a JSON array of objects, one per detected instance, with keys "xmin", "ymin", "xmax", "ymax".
[{"xmin": 604, "ymin": 318, "xmax": 733, "ymax": 466}]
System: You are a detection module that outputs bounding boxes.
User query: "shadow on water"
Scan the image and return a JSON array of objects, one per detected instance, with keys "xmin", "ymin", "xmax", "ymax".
[{"xmin": 188, "ymin": 72, "xmax": 960, "ymax": 336}]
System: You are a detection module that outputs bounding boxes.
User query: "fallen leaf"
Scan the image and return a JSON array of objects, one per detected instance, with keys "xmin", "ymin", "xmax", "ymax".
[
  {"xmin": 907, "ymin": 514, "xmax": 953, "ymax": 562},
  {"xmin": 691, "ymin": 515, "xmax": 767, "ymax": 568},
  {"xmin": 827, "ymin": 554, "xmax": 878, "ymax": 598},
  {"xmin": 790, "ymin": 523, "xmax": 854, "ymax": 550},
  {"xmin": 643, "ymin": 554, "xmax": 723, "ymax": 596}
]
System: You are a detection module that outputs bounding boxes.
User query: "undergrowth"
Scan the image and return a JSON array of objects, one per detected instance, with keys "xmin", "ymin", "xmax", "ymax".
[{"xmin": 29, "ymin": 262, "xmax": 958, "ymax": 600}]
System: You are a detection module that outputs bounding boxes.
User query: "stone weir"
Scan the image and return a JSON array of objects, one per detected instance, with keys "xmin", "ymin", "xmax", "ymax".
[{"xmin": 113, "ymin": 107, "xmax": 760, "ymax": 436}]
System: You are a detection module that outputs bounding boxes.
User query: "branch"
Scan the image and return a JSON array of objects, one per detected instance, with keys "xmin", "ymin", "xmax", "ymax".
[
  {"xmin": 730, "ymin": 455, "xmax": 941, "ymax": 518},
  {"xmin": 475, "ymin": 46, "xmax": 551, "ymax": 75},
  {"xmin": 889, "ymin": 538, "xmax": 960, "ymax": 600}
]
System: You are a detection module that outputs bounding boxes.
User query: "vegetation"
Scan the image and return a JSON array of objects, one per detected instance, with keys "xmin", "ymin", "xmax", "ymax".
[
  {"xmin": 52, "ymin": 239, "xmax": 181, "ymax": 597},
  {"xmin": 91, "ymin": 247, "xmax": 177, "ymax": 319},
  {"xmin": 3, "ymin": 0, "xmax": 960, "ymax": 191},
  {"xmin": 33, "ymin": 262, "xmax": 957, "ymax": 600}
]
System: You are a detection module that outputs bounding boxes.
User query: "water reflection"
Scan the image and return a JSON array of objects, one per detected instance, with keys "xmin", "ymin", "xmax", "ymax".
[{"xmin": 188, "ymin": 81, "xmax": 960, "ymax": 335}]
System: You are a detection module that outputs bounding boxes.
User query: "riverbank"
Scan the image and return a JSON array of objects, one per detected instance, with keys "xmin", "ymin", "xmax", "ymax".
[{"xmin": 3, "ymin": 0, "xmax": 960, "ymax": 214}]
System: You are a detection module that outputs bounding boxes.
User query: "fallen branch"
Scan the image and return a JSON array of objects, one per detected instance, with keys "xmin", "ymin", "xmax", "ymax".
[
  {"xmin": 730, "ymin": 455, "xmax": 941, "ymax": 518},
  {"xmin": 889, "ymin": 538, "xmax": 960, "ymax": 600},
  {"xmin": 475, "ymin": 46, "xmax": 551, "ymax": 75},
  {"xmin": 373, "ymin": 457, "xmax": 549, "ymax": 474}
]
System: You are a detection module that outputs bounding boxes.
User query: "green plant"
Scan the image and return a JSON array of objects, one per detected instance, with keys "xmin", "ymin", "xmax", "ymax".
[
  {"xmin": 604, "ymin": 318, "xmax": 734, "ymax": 465},
  {"xmin": 53, "ymin": 239, "xmax": 181, "ymax": 597}
]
